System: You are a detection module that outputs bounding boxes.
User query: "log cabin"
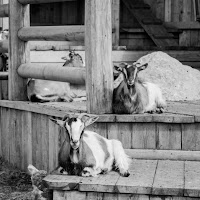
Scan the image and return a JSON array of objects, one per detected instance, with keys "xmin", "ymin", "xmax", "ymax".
[{"xmin": 1, "ymin": 0, "xmax": 200, "ymax": 199}]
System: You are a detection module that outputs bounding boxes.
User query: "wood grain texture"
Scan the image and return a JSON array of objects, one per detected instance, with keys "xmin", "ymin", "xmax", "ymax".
[
  {"xmin": 131, "ymin": 123, "xmax": 156, "ymax": 149},
  {"xmin": 18, "ymin": 63, "xmax": 86, "ymax": 85},
  {"xmin": 116, "ymin": 159, "xmax": 157, "ymax": 194},
  {"xmin": 79, "ymin": 171, "xmax": 120, "ymax": 193},
  {"xmin": 85, "ymin": 0, "xmax": 113, "ymax": 114},
  {"xmin": 156, "ymin": 123, "xmax": 182, "ymax": 150},
  {"xmin": 152, "ymin": 160, "xmax": 184, "ymax": 196},
  {"xmin": 182, "ymin": 123, "xmax": 200, "ymax": 151},
  {"xmin": 9, "ymin": 0, "xmax": 30, "ymax": 100},
  {"xmin": 18, "ymin": 26, "xmax": 84, "ymax": 41},
  {"xmin": 125, "ymin": 149, "xmax": 200, "ymax": 161}
]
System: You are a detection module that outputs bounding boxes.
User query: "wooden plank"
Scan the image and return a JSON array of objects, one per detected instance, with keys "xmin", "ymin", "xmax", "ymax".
[
  {"xmin": 49, "ymin": 118, "xmax": 59, "ymax": 172},
  {"xmin": 21, "ymin": 111, "xmax": 32, "ymax": 171},
  {"xmin": 122, "ymin": 0, "xmax": 178, "ymax": 47},
  {"xmin": 40, "ymin": 114, "xmax": 49, "ymax": 171},
  {"xmin": 125, "ymin": 149, "xmax": 200, "ymax": 161},
  {"xmin": 164, "ymin": 0, "xmax": 172, "ymax": 22},
  {"xmin": 53, "ymin": 190, "xmax": 87, "ymax": 200},
  {"xmin": 152, "ymin": 160, "xmax": 184, "ymax": 196},
  {"xmin": 116, "ymin": 159, "xmax": 157, "ymax": 194},
  {"xmin": 85, "ymin": 0, "xmax": 113, "ymax": 114},
  {"xmin": 112, "ymin": 0, "xmax": 120, "ymax": 46},
  {"xmin": 156, "ymin": 123, "xmax": 182, "ymax": 150},
  {"xmin": 9, "ymin": 0, "xmax": 30, "ymax": 100},
  {"xmin": 131, "ymin": 123, "xmax": 156, "ymax": 149},
  {"xmin": 118, "ymin": 123, "xmax": 132, "ymax": 149},
  {"xmin": 29, "ymin": 50, "xmax": 200, "ymax": 63},
  {"xmin": 18, "ymin": 26, "xmax": 84, "ymax": 41},
  {"xmin": 15, "ymin": 109, "xmax": 23, "ymax": 169},
  {"xmin": 44, "ymin": 174, "xmax": 82, "ymax": 190},
  {"xmin": 184, "ymin": 161, "xmax": 200, "ymax": 197},
  {"xmin": 116, "ymin": 113, "xmax": 194, "ymax": 123},
  {"xmin": 182, "ymin": 123, "xmax": 200, "ymax": 151},
  {"xmin": 79, "ymin": 171, "xmax": 120, "ymax": 193},
  {"xmin": 18, "ymin": 0, "xmax": 75, "ymax": 4}
]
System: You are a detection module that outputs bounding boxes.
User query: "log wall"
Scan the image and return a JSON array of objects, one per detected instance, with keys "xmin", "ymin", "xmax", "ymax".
[{"xmin": 0, "ymin": 105, "xmax": 200, "ymax": 172}]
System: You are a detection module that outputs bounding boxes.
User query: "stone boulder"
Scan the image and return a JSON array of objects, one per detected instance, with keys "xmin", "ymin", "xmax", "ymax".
[{"xmin": 137, "ymin": 51, "xmax": 200, "ymax": 101}]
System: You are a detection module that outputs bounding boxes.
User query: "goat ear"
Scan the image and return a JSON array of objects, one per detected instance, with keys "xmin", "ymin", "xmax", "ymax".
[
  {"xmin": 28, "ymin": 164, "xmax": 39, "ymax": 175},
  {"xmin": 50, "ymin": 118, "xmax": 65, "ymax": 127},
  {"xmin": 136, "ymin": 63, "xmax": 148, "ymax": 71},
  {"xmin": 81, "ymin": 115, "xmax": 99, "ymax": 127}
]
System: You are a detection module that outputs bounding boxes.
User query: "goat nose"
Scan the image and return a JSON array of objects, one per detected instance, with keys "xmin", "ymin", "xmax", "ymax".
[{"xmin": 72, "ymin": 140, "xmax": 78, "ymax": 144}]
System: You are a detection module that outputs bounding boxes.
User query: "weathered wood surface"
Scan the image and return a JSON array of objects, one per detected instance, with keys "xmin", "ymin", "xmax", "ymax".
[
  {"xmin": 122, "ymin": 0, "xmax": 178, "ymax": 47},
  {"xmin": 18, "ymin": 26, "xmax": 84, "ymax": 41},
  {"xmin": 9, "ymin": 0, "xmax": 30, "ymax": 100},
  {"xmin": 29, "ymin": 50, "xmax": 200, "ymax": 64},
  {"xmin": 18, "ymin": 0, "xmax": 75, "ymax": 4},
  {"xmin": 1, "ymin": 101, "xmax": 200, "ymax": 171},
  {"xmin": 0, "ymin": 100, "xmax": 197, "ymax": 123},
  {"xmin": 126, "ymin": 149, "xmax": 200, "ymax": 161},
  {"xmin": 18, "ymin": 63, "xmax": 86, "ymax": 85},
  {"xmin": 44, "ymin": 159, "xmax": 200, "ymax": 199},
  {"xmin": 85, "ymin": 0, "xmax": 113, "ymax": 114}
]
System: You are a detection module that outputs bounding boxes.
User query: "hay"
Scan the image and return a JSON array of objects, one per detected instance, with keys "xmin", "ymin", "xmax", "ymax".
[{"xmin": 137, "ymin": 51, "xmax": 200, "ymax": 101}]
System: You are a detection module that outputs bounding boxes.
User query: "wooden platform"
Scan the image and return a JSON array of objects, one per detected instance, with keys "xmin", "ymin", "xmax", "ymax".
[
  {"xmin": 44, "ymin": 159, "xmax": 200, "ymax": 199},
  {"xmin": 1, "ymin": 100, "xmax": 200, "ymax": 172}
]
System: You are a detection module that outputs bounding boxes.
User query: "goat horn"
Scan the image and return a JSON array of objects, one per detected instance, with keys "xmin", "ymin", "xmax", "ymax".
[{"xmin": 78, "ymin": 113, "xmax": 90, "ymax": 119}]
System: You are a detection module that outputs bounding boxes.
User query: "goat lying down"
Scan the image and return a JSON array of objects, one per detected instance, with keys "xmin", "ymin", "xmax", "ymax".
[
  {"xmin": 51, "ymin": 114, "xmax": 131, "ymax": 177},
  {"xmin": 113, "ymin": 62, "xmax": 166, "ymax": 114},
  {"xmin": 27, "ymin": 50, "xmax": 85, "ymax": 102}
]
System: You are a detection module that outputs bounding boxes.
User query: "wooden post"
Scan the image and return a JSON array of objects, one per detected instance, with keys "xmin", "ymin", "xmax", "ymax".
[
  {"xmin": 9, "ymin": 0, "xmax": 30, "ymax": 100},
  {"xmin": 85, "ymin": 0, "xmax": 113, "ymax": 114},
  {"xmin": 112, "ymin": 0, "xmax": 120, "ymax": 46}
]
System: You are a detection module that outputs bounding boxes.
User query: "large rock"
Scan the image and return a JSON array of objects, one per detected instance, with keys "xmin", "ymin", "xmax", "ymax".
[{"xmin": 137, "ymin": 51, "xmax": 200, "ymax": 101}]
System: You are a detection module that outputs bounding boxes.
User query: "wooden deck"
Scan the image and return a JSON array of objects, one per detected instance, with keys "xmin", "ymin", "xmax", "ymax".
[
  {"xmin": 0, "ymin": 100, "xmax": 200, "ymax": 123},
  {"xmin": 44, "ymin": 159, "xmax": 200, "ymax": 199}
]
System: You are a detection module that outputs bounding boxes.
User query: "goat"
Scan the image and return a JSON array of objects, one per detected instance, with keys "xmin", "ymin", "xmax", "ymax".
[
  {"xmin": 27, "ymin": 50, "xmax": 85, "ymax": 102},
  {"xmin": 50, "ymin": 114, "xmax": 131, "ymax": 177},
  {"xmin": 0, "ymin": 29, "xmax": 9, "ymax": 71},
  {"xmin": 113, "ymin": 62, "xmax": 166, "ymax": 114},
  {"xmin": 28, "ymin": 164, "xmax": 51, "ymax": 200}
]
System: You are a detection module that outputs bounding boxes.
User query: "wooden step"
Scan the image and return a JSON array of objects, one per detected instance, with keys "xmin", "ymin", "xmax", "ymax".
[{"xmin": 44, "ymin": 159, "xmax": 200, "ymax": 199}]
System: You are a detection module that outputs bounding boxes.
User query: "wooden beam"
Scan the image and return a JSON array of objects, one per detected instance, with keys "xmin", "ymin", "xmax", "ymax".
[
  {"xmin": 0, "ymin": 4, "xmax": 8, "ymax": 17},
  {"xmin": 18, "ymin": 63, "xmax": 85, "ymax": 85},
  {"xmin": 9, "ymin": 0, "xmax": 30, "ymax": 100},
  {"xmin": 112, "ymin": 0, "xmax": 120, "ymax": 46},
  {"xmin": 18, "ymin": 26, "xmax": 84, "ymax": 41},
  {"xmin": 18, "ymin": 0, "xmax": 75, "ymax": 4},
  {"xmin": 165, "ymin": 21, "xmax": 200, "ymax": 29},
  {"xmin": 85, "ymin": 0, "xmax": 113, "ymax": 114},
  {"xmin": 125, "ymin": 149, "xmax": 200, "ymax": 161}
]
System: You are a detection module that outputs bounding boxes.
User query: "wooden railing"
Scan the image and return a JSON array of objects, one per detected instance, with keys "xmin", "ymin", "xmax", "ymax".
[{"xmin": 6, "ymin": 0, "xmax": 114, "ymax": 114}]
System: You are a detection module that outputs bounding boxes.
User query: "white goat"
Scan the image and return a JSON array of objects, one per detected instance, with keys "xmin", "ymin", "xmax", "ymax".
[
  {"xmin": 27, "ymin": 50, "xmax": 85, "ymax": 102},
  {"xmin": 113, "ymin": 62, "xmax": 166, "ymax": 114},
  {"xmin": 51, "ymin": 114, "xmax": 131, "ymax": 177}
]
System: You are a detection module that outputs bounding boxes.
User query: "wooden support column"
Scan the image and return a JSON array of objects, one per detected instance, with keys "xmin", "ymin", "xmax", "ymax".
[
  {"xmin": 9, "ymin": 0, "xmax": 30, "ymax": 100},
  {"xmin": 85, "ymin": 0, "xmax": 113, "ymax": 114}
]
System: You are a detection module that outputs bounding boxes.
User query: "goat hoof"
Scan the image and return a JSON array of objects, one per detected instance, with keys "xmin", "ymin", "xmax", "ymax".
[{"xmin": 121, "ymin": 171, "xmax": 130, "ymax": 177}]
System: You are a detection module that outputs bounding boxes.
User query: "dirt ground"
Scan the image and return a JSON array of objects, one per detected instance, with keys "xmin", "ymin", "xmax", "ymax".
[{"xmin": 0, "ymin": 157, "xmax": 33, "ymax": 200}]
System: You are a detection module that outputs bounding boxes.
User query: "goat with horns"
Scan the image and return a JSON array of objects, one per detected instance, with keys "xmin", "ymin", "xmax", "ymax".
[{"xmin": 50, "ymin": 114, "xmax": 131, "ymax": 177}]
